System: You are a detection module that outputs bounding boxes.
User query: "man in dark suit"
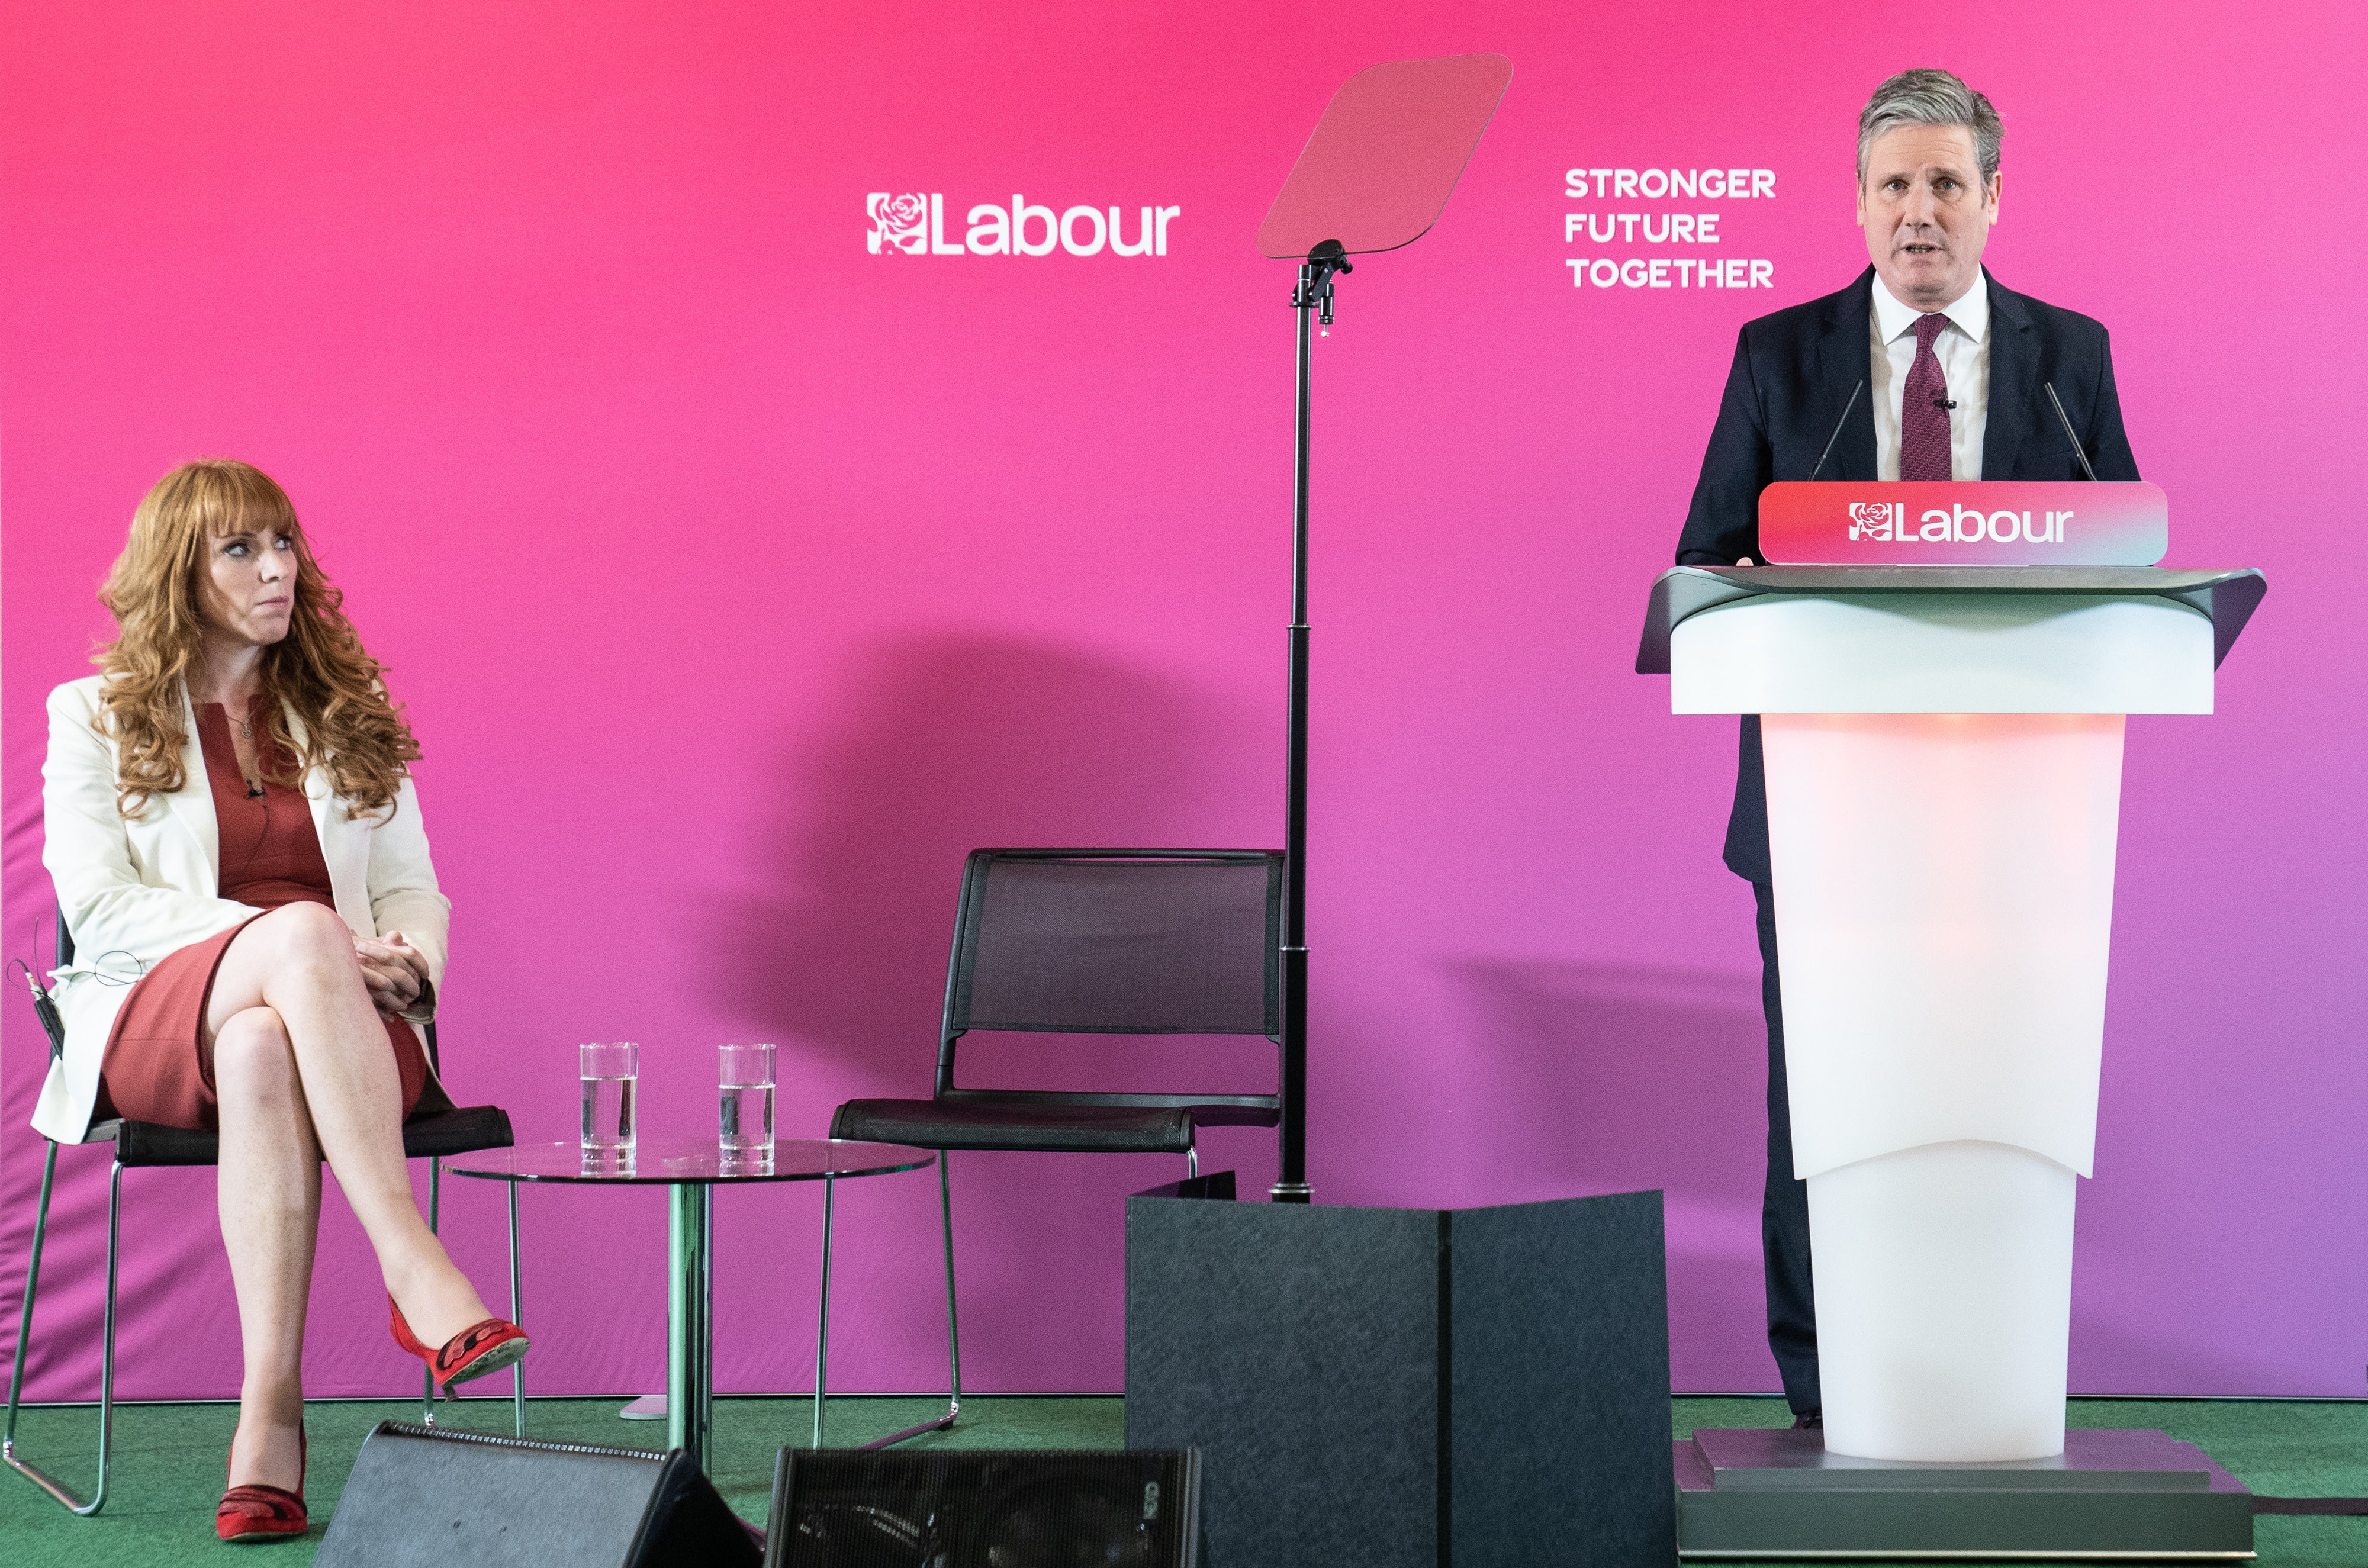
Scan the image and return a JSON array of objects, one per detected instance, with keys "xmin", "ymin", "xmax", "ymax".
[{"xmin": 1674, "ymin": 68, "xmax": 2139, "ymax": 1427}]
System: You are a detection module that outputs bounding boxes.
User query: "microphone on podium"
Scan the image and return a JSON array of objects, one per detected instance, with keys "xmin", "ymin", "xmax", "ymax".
[
  {"xmin": 2044, "ymin": 381, "xmax": 2100, "ymax": 481},
  {"xmin": 1808, "ymin": 380, "xmax": 1865, "ymax": 481}
]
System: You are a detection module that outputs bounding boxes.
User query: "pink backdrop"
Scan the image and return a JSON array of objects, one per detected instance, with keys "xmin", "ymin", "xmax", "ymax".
[{"xmin": 5, "ymin": 2, "xmax": 2363, "ymax": 1403}]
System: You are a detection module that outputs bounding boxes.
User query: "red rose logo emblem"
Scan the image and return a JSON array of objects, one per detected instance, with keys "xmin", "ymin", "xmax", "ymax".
[{"xmin": 867, "ymin": 193, "xmax": 928, "ymax": 255}]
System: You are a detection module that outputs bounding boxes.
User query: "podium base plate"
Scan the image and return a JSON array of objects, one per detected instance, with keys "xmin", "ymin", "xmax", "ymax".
[{"xmin": 1675, "ymin": 1428, "xmax": 2254, "ymax": 1560}]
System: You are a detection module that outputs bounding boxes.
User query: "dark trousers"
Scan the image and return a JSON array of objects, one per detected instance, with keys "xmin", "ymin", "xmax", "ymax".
[{"xmin": 1754, "ymin": 880, "xmax": 1821, "ymax": 1415}]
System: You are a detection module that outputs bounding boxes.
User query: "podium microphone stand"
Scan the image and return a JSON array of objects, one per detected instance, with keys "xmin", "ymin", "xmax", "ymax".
[{"xmin": 1255, "ymin": 52, "xmax": 1510, "ymax": 1202}]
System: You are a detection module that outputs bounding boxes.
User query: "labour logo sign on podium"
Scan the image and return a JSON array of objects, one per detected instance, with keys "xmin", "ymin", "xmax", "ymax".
[{"xmin": 1758, "ymin": 482, "xmax": 2168, "ymax": 566}]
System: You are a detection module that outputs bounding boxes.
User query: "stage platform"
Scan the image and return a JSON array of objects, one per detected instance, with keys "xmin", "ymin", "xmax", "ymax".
[
  {"xmin": 1678, "ymin": 1424, "xmax": 2256, "ymax": 1559},
  {"xmin": 1, "ymin": 1395, "xmax": 2359, "ymax": 1565}
]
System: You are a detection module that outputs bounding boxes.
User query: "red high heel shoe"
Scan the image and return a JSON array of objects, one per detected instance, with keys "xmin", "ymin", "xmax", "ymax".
[
  {"xmin": 390, "ymin": 1296, "xmax": 530, "ymax": 1394},
  {"xmin": 217, "ymin": 1424, "xmax": 306, "ymax": 1543}
]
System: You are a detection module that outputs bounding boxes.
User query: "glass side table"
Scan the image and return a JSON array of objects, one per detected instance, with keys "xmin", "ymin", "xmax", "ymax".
[{"xmin": 445, "ymin": 1137, "xmax": 935, "ymax": 1473}]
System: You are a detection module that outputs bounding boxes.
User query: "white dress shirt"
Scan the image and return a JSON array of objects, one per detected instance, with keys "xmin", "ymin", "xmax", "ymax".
[{"xmin": 1870, "ymin": 269, "xmax": 1990, "ymax": 481}]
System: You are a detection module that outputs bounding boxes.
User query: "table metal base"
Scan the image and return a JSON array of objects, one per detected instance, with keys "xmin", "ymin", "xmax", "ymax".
[
  {"xmin": 1675, "ymin": 1428, "xmax": 2256, "ymax": 1560},
  {"xmin": 664, "ymin": 1172, "xmax": 855, "ymax": 1469},
  {"xmin": 666, "ymin": 1186, "xmax": 714, "ymax": 1466}
]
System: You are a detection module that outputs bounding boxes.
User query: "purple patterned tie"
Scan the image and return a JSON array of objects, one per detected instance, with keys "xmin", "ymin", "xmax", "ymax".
[{"xmin": 1899, "ymin": 313, "xmax": 1953, "ymax": 481}]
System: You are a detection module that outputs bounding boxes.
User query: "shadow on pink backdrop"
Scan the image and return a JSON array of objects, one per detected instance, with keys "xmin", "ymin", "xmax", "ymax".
[{"xmin": 3, "ymin": 0, "xmax": 2362, "ymax": 1402}]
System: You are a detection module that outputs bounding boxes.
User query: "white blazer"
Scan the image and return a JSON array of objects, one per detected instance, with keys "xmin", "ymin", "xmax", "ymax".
[{"xmin": 33, "ymin": 675, "xmax": 451, "ymax": 1145}]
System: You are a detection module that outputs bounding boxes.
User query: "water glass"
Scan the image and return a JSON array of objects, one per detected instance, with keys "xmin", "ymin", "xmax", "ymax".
[
  {"xmin": 580, "ymin": 1041, "xmax": 639, "ymax": 1151},
  {"xmin": 718, "ymin": 1145, "xmax": 773, "ymax": 1178},
  {"xmin": 718, "ymin": 1043, "xmax": 776, "ymax": 1152},
  {"xmin": 581, "ymin": 1143, "xmax": 636, "ymax": 1178}
]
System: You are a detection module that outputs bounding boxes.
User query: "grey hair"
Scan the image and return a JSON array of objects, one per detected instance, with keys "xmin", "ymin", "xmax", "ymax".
[{"xmin": 1858, "ymin": 69, "xmax": 2002, "ymax": 185}]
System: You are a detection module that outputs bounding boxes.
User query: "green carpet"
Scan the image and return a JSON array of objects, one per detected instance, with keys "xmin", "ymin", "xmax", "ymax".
[
  {"xmin": 1, "ymin": 1393, "xmax": 1118, "ymax": 1564},
  {"xmin": 1, "ymin": 1394, "xmax": 2359, "ymax": 1564}
]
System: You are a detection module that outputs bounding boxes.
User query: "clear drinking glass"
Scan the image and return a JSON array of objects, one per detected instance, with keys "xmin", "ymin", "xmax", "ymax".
[
  {"xmin": 581, "ymin": 1143, "xmax": 636, "ymax": 1178},
  {"xmin": 580, "ymin": 1042, "xmax": 639, "ymax": 1151},
  {"xmin": 718, "ymin": 1043, "xmax": 776, "ymax": 1152},
  {"xmin": 718, "ymin": 1144, "xmax": 773, "ymax": 1178}
]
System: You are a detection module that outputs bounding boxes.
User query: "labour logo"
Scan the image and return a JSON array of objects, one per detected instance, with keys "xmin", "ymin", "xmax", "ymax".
[
  {"xmin": 867, "ymin": 193, "xmax": 928, "ymax": 255},
  {"xmin": 863, "ymin": 192, "xmax": 1180, "ymax": 256},
  {"xmin": 1847, "ymin": 501, "xmax": 1902, "ymax": 542}
]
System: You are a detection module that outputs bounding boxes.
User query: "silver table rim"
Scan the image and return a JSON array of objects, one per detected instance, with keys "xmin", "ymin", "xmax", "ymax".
[{"xmin": 441, "ymin": 1135, "xmax": 935, "ymax": 1185}]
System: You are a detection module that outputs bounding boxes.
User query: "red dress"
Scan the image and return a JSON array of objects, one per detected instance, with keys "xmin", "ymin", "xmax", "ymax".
[{"xmin": 95, "ymin": 698, "xmax": 443, "ymax": 1131}]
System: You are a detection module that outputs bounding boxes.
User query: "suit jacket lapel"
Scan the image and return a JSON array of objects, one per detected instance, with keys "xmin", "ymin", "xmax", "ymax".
[
  {"xmin": 1812, "ymin": 268, "xmax": 1879, "ymax": 481},
  {"xmin": 159, "ymin": 684, "xmax": 221, "ymax": 891},
  {"xmin": 1982, "ymin": 271, "xmax": 2038, "ymax": 479},
  {"xmin": 281, "ymin": 704, "xmax": 337, "ymax": 861},
  {"xmin": 284, "ymin": 704, "xmax": 372, "ymax": 930}
]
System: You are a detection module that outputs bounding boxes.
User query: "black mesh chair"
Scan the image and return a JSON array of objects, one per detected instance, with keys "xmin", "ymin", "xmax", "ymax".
[
  {"xmin": 831, "ymin": 849, "xmax": 1283, "ymax": 1441},
  {"xmin": 3, "ymin": 912, "xmax": 519, "ymax": 1516}
]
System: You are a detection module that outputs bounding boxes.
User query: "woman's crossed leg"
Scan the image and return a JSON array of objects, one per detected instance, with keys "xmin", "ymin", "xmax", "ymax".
[{"xmin": 207, "ymin": 901, "xmax": 493, "ymax": 1492}]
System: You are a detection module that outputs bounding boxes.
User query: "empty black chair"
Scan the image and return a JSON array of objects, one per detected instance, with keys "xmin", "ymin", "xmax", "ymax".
[
  {"xmin": 832, "ymin": 849, "xmax": 1283, "ymax": 1440},
  {"xmin": 4, "ymin": 913, "xmax": 519, "ymax": 1515}
]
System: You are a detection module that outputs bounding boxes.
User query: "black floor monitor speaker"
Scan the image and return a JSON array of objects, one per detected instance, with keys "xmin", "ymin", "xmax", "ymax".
[
  {"xmin": 1127, "ymin": 1184, "xmax": 1676, "ymax": 1567},
  {"xmin": 765, "ymin": 1447, "xmax": 1202, "ymax": 1568},
  {"xmin": 315, "ymin": 1421, "xmax": 761, "ymax": 1567}
]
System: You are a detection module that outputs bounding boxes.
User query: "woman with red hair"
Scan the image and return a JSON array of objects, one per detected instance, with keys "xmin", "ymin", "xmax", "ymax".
[{"xmin": 36, "ymin": 459, "xmax": 526, "ymax": 1541}]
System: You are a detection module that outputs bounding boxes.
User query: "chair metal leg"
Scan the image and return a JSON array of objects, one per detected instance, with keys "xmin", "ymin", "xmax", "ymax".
[
  {"xmin": 940, "ymin": 1152, "xmax": 963, "ymax": 1418},
  {"xmin": 812, "ymin": 1175, "xmax": 835, "ymax": 1448},
  {"xmin": 422, "ymin": 1159, "xmax": 440, "ymax": 1424},
  {"xmin": 4, "ymin": 1145, "xmax": 118, "ymax": 1515},
  {"xmin": 855, "ymin": 1151, "xmax": 961, "ymax": 1451},
  {"xmin": 1187, "ymin": 1144, "xmax": 1199, "ymax": 1179},
  {"xmin": 508, "ymin": 1181, "xmax": 525, "ymax": 1437}
]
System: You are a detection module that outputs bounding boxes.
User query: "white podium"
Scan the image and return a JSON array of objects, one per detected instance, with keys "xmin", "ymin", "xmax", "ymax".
[{"xmin": 1640, "ymin": 565, "xmax": 2265, "ymax": 1557}]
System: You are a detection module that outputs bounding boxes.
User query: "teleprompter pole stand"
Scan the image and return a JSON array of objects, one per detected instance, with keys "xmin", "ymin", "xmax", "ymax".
[
  {"xmin": 1273, "ymin": 237, "xmax": 1351, "ymax": 1205},
  {"xmin": 1253, "ymin": 53, "xmax": 1508, "ymax": 1200}
]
